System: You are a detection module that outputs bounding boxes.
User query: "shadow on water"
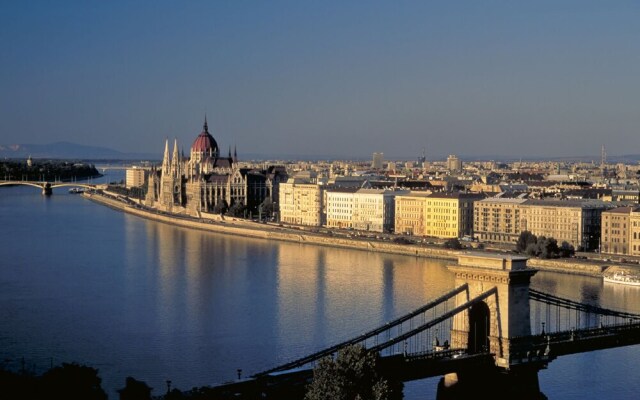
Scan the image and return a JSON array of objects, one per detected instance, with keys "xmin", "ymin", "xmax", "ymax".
[{"xmin": 434, "ymin": 369, "xmax": 547, "ymax": 400}]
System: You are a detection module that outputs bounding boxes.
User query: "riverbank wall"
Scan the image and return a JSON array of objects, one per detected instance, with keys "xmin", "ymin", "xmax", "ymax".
[
  {"xmin": 83, "ymin": 191, "xmax": 459, "ymax": 261},
  {"xmin": 83, "ymin": 192, "xmax": 616, "ymax": 277},
  {"xmin": 527, "ymin": 258, "xmax": 607, "ymax": 277}
]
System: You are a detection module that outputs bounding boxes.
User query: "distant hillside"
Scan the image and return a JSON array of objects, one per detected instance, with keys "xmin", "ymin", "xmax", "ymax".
[
  {"xmin": 609, "ymin": 154, "xmax": 640, "ymax": 163},
  {"xmin": 2, "ymin": 141, "xmax": 638, "ymax": 163},
  {"xmin": 0, "ymin": 142, "xmax": 157, "ymax": 161}
]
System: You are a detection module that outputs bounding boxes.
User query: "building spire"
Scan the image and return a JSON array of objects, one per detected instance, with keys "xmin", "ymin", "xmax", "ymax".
[
  {"xmin": 160, "ymin": 138, "xmax": 170, "ymax": 196},
  {"xmin": 172, "ymin": 138, "xmax": 181, "ymax": 177},
  {"xmin": 162, "ymin": 138, "xmax": 170, "ymax": 173},
  {"xmin": 203, "ymin": 114, "xmax": 208, "ymax": 133}
]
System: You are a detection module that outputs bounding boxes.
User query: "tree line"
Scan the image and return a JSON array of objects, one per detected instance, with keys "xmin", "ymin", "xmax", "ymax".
[
  {"xmin": 516, "ymin": 231, "xmax": 575, "ymax": 258},
  {"xmin": 1, "ymin": 345, "xmax": 401, "ymax": 400},
  {"xmin": 1, "ymin": 160, "xmax": 102, "ymax": 182}
]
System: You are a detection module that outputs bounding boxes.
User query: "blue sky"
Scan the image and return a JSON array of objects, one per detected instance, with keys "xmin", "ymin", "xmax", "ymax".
[{"xmin": 1, "ymin": 1, "xmax": 639, "ymax": 160}]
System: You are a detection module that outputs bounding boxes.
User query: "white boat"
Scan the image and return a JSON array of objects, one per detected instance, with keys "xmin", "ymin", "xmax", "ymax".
[
  {"xmin": 603, "ymin": 271, "xmax": 640, "ymax": 287},
  {"xmin": 69, "ymin": 187, "xmax": 85, "ymax": 194}
]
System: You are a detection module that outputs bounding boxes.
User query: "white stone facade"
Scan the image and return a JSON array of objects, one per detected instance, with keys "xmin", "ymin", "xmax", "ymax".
[{"xmin": 279, "ymin": 177, "xmax": 325, "ymax": 226}]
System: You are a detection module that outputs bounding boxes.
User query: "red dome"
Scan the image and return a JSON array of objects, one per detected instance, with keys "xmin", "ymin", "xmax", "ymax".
[{"xmin": 191, "ymin": 118, "xmax": 218, "ymax": 155}]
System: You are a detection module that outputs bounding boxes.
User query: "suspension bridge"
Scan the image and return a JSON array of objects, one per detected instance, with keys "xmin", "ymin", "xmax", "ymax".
[{"xmin": 206, "ymin": 253, "xmax": 640, "ymax": 399}]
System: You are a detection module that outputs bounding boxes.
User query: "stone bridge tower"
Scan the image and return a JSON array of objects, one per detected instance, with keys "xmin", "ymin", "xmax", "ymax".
[{"xmin": 448, "ymin": 253, "xmax": 538, "ymax": 369}]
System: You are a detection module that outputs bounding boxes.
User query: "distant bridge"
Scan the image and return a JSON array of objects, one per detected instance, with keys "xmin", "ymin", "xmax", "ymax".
[
  {"xmin": 0, "ymin": 180, "xmax": 98, "ymax": 195},
  {"xmin": 206, "ymin": 253, "xmax": 640, "ymax": 399}
]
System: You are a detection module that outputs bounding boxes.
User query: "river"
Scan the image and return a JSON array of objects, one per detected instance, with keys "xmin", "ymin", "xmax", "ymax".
[{"xmin": 1, "ymin": 170, "xmax": 640, "ymax": 399}]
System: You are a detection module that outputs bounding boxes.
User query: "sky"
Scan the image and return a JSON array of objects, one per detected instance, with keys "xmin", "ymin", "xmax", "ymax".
[{"xmin": 1, "ymin": 1, "xmax": 639, "ymax": 160}]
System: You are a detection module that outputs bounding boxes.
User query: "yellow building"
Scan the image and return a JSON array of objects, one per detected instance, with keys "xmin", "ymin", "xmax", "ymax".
[
  {"xmin": 631, "ymin": 210, "xmax": 640, "ymax": 256},
  {"xmin": 423, "ymin": 193, "xmax": 484, "ymax": 238},
  {"xmin": 395, "ymin": 192, "xmax": 483, "ymax": 238},
  {"xmin": 601, "ymin": 206, "xmax": 640, "ymax": 256}
]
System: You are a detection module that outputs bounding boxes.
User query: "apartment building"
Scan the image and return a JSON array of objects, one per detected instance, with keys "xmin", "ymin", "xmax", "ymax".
[
  {"xmin": 475, "ymin": 197, "xmax": 610, "ymax": 250},
  {"xmin": 423, "ymin": 192, "xmax": 484, "ymax": 238},
  {"xmin": 474, "ymin": 197, "xmax": 527, "ymax": 243},
  {"xmin": 446, "ymin": 155, "xmax": 462, "ymax": 173},
  {"xmin": 521, "ymin": 199, "xmax": 609, "ymax": 251},
  {"xmin": 125, "ymin": 167, "xmax": 146, "ymax": 188},
  {"xmin": 324, "ymin": 188, "xmax": 407, "ymax": 232},
  {"xmin": 325, "ymin": 188, "xmax": 358, "ymax": 229},
  {"xmin": 352, "ymin": 189, "xmax": 408, "ymax": 232},
  {"xmin": 395, "ymin": 192, "xmax": 483, "ymax": 238},
  {"xmin": 395, "ymin": 192, "xmax": 431, "ymax": 235},
  {"xmin": 632, "ymin": 211, "xmax": 640, "ymax": 256},
  {"xmin": 278, "ymin": 174, "xmax": 325, "ymax": 226},
  {"xmin": 601, "ymin": 206, "xmax": 640, "ymax": 256}
]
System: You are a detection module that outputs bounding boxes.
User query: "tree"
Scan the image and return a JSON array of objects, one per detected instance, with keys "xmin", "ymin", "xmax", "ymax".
[
  {"xmin": 39, "ymin": 362, "xmax": 107, "ymax": 400},
  {"xmin": 0, "ymin": 367, "xmax": 38, "ymax": 400},
  {"xmin": 525, "ymin": 242, "xmax": 538, "ymax": 256},
  {"xmin": 304, "ymin": 344, "xmax": 402, "ymax": 400},
  {"xmin": 559, "ymin": 241, "xmax": 575, "ymax": 258},
  {"xmin": 260, "ymin": 198, "xmax": 275, "ymax": 219},
  {"xmin": 516, "ymin": 231, "xmax": 537, "ymax": 253},
  {"xmin": 537, "ymin": 236, "xmax": 559, "ymax": 259},
  {"xmin": 443, "ymin": 238, "xmax": 462, "ymax": 250},
  {"xmin": 518, "ymin": 232, "xmax": 572, "ymax": 259},
  {"xmin": 213, "ymin": 199, "xmax": 228, "ymax": 215},
  {"xmin": 227, "ymin": 202, "xmax": 246, "ymax": 218},
  {"xmin": 117, "ymin": 377, "xmax": 152, "ymax": 400}
]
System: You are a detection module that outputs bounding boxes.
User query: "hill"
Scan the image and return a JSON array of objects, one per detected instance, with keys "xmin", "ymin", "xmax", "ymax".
[{"xmin": 0, "ymin": 142, "xmax": 156, "ymax": 160}]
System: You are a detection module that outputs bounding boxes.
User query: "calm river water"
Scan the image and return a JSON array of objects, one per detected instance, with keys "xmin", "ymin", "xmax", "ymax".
[{"xmin": 1, "ymin": 171, "xmax": 640, "ymax": 399}]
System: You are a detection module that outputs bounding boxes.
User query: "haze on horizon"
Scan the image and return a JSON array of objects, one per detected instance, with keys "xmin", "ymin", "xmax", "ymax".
[{"xmin": 1, "ymin": 1, "xmax": 639, "ymax": 161}]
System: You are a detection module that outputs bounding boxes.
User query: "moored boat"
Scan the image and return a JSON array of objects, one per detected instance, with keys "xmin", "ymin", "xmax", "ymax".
[{"xmin": 603, "ymin": 271, "xmax": 640, "ymax": 286}]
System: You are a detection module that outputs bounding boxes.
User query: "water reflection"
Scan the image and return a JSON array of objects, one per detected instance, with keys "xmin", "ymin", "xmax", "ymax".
[
  {"xmin": 3, "ymin": 186, "xmax": 640, "ymax": 399},
  {"xmin": 602, "ymin": 282, "xmax": 640, "ymax": 314},
  {"xmin": 119, "ymin": 218, "xmax": 467, "ymax": 396}
]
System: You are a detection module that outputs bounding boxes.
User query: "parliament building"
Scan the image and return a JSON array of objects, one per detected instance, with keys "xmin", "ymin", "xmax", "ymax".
[{"xmin": 145, "ymin": 117, "xmax": 287, "ymax": 217}]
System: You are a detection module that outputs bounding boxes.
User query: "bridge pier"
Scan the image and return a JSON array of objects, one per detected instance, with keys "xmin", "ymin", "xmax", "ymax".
[
  {"xmin": 42, "ymin": 183, "xmax": 52, "ymax": 196},
  {"xmin": 437, "ymin": 367, "xmax": 546, "ymax": 400},
  {"xmin": 448, "ymin": 253, "xmax": 538, "ymax": 368}
]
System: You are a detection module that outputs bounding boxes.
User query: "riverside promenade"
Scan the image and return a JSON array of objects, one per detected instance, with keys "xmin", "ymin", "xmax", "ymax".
[{"xmin": 83, "ymin": 191, "xmax": 625, "ymax": 278}]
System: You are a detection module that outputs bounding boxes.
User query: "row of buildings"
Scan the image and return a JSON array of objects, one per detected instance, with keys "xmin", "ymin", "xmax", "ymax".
[
  {"xmin": 291, "ymin": 181, "xmax": 640, "ymax": 257},
  {"xmin": 278, "ymin": 175, "xmax": 616, "ymax": 252},
  {"xmin": 123, "ymin": 118, "xmax": 640, "ymax": 257}
]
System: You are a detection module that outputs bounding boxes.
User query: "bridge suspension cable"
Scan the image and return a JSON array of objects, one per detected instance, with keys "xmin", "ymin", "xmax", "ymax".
[
  {"xmin": 367, "ymin": 287, "xmax": 497, "ymax": 354},
  {"xmin": 529, "ymin": 289, "xmax": 640, "ymax": 320},
  {"xmin": 253, "ymin": 283, "xmax": 470, "ymax": 376}
]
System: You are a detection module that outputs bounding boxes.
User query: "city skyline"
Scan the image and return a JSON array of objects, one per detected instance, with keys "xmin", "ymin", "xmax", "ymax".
[{"xmin": 1, "ymin": 1, "xmax": 639, "ymax": 159}]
